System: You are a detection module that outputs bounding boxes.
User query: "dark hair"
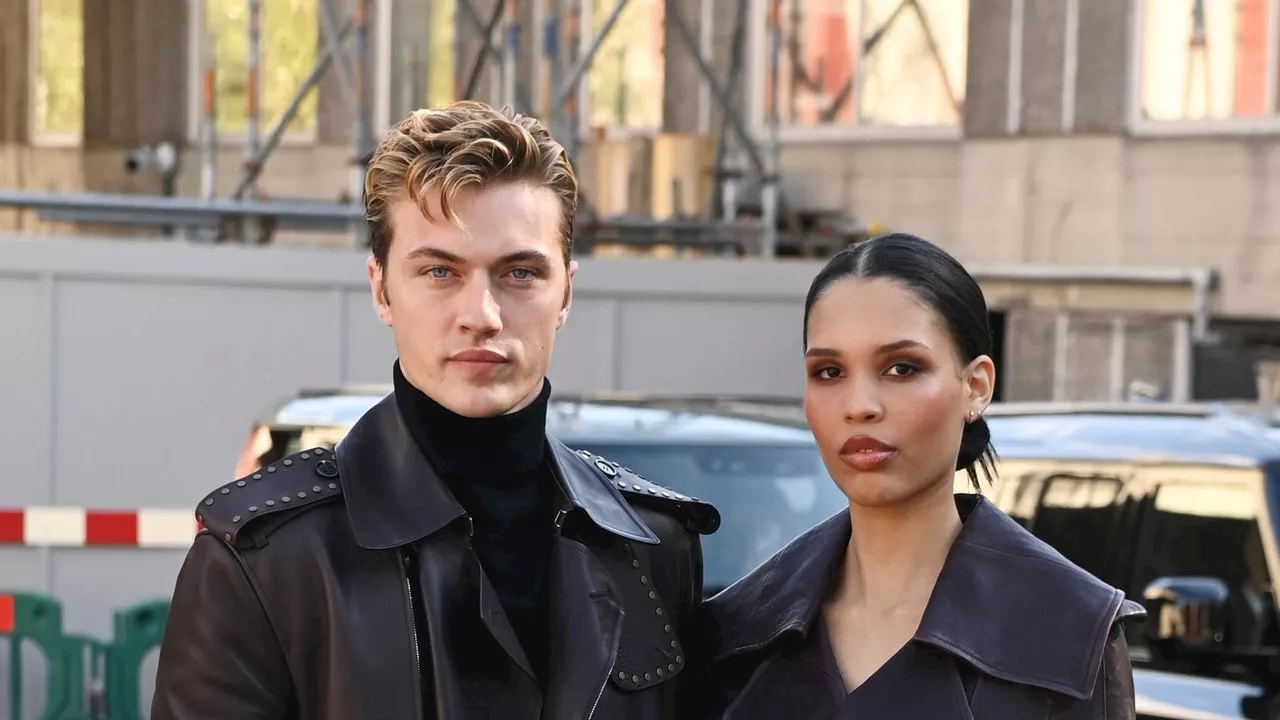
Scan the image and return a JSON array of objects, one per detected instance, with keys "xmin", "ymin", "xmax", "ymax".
[{"xmin": 803, "ymin": 232, "xmax": 997, "ymax": 490}]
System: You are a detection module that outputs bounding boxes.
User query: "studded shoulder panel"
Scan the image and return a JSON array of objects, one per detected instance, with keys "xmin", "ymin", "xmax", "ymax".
[
  {"xmin": 195, "ymin": 447, "xmax": 344, "ymax": 549},
  {"xmin": 573, "ymin": 449, "xmax": 721, "ymax": 535}
]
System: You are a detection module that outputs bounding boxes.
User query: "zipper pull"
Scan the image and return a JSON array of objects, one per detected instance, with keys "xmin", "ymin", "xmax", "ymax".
[{"xmin": 553, "ymin": 507, "xmax": 568, "ymax": 535}]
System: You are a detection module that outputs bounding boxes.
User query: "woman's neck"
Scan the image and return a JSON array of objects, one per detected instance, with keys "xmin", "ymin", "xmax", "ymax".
[{"xmin": 832, "ymin": 480, "xmax": 963, "ymax": 616}]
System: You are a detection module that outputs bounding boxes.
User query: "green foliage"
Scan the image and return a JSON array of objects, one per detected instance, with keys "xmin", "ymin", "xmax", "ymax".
[
  {"xmin": 34, "ymin": 0, "xmax": 85, "ymax": 136},
  {"xmin": 205, "ymin": 0, "xmax": 319, "ymax": 135}
]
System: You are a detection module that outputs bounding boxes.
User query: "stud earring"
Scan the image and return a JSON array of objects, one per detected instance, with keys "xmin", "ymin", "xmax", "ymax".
[{"xmin": 965, "ymin": 411, "xmax": 976, "ymax": 423}]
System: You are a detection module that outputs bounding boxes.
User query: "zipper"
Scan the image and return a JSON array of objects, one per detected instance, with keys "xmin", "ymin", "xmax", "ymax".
[
  {"xmin": 555, "ymin": 502, "xmax": 614, "ymax": 720},
  {"xmin": 400, "ymin": 550, "xmax": 424, "ymax": 720}
]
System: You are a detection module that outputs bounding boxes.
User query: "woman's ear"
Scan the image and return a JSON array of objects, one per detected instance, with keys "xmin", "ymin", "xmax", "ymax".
[{"xmin": 964, "ymin": 354, "xmax": 996, "ymax": 414}]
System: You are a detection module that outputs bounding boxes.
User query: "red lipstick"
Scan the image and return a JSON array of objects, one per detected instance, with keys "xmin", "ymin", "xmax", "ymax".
[{"xmin": 838, "ymin": 434, "xmax": 898, "ymax": 472}]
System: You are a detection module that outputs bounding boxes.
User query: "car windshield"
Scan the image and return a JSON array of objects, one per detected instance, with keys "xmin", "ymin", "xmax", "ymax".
[{"xmin": 571, "ymin": 441, "xmax": 848, "ymax": 594}]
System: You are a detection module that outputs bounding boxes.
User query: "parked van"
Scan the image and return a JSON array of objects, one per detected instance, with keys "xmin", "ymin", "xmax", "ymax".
[{"xmin": 981, "ymin": 402, "xmax": 1280, "ymax": 720}]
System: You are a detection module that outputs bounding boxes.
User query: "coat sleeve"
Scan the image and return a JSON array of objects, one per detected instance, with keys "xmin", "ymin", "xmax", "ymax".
[
  {"xmin": 1084, "ymin": 622, "xmax": 1139, "ymax": 720},
  {"xmin": 151, "ymin": 533, "xmax": 295, "ymax": 720}
]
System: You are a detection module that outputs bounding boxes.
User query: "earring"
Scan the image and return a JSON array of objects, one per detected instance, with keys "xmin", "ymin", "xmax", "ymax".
[{"xmin": 965, "ymin": 411, "xmax": 976, "ymax": 423}]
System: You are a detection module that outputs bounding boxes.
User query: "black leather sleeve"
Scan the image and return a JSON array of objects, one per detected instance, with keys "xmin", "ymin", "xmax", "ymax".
[
  {"xmin": 151, "ymin": 533, "xmax": 295, "ymax": 720},
  {"xmin": 1055, "ymin": 621, "xmax": 1137, "ymax": 720}
]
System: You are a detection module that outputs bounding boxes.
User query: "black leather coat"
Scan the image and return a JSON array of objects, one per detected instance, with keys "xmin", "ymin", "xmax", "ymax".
[
  {"xmin": 150, "ymin": 394, "xmax": 720, "ymax": 720},
  {"xmin": 684, "ymin": 494, "xmax": 1147, "ymax": 719}
]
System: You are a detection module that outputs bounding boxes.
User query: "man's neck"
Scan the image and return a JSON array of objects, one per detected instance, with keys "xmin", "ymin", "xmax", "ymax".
[{"xmin": 391, "ymin": 360, "xmax": 550, "ymax": 479}]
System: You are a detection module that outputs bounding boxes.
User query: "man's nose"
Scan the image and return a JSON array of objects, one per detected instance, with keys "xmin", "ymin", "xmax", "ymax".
[{"xmin": 458, "ymin": 279, "xmax": 503, "ymax": 336}]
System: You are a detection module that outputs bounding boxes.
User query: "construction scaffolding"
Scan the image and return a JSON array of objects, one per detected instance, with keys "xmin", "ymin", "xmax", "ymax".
[{"xmin": 0, "ymin": 0, "xmax": 877, "ymax": 257}]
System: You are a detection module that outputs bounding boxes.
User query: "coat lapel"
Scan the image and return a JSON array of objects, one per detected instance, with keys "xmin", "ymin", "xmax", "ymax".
[{"xmin": 543, "ymin": 535, "xmax": 624, "ymax": 720}]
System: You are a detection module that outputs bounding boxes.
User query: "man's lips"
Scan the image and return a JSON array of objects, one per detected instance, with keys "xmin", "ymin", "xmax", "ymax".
[{"xmin": 449, "ymin": 348, "xmax": 508, "ymax": 363}]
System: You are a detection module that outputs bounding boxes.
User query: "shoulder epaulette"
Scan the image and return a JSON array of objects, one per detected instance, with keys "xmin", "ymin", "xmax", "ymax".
[
  {"xmin": 195, "ymin": 447, "xmax": 345, "ymax": 549},
  {"xmin": 573, "ymin": 449, "xmax": 721, "ymax": 535}
]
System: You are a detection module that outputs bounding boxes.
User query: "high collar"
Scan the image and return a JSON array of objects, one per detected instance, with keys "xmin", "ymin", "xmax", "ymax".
[
  {"xmin": 697, "ymin": 494, "xmax": 1146, "ymax": 701},
  {"xmin": 391, "ymin": 360, "xmax": 549, "ymax": 478},
  {"xmin": 333, "ymin": 392, "xmax": 664, "ymax": 550}
]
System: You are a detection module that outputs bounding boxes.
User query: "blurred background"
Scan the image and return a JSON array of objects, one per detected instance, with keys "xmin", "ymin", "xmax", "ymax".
[{"xmin": 3, "ymin": 0, "xmax": 1280, "ymax": 718}]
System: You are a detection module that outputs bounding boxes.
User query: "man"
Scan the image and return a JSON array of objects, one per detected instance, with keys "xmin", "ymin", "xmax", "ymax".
[{"xmin": 151, "ymin": 101, "xmax": 719, "ymax": 720}]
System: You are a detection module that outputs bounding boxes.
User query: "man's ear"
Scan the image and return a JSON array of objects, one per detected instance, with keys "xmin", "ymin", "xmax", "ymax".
[
  {"xmin": 557, "ymin": 259, "xmax": 577, "ymax": 330},
  {"xmin": 367, "ymin": 256, "xmax": 393, "ymax": 327},
  {"xmin": 964, "ymin": 354, "xmax": 996, "ymax": 415}
]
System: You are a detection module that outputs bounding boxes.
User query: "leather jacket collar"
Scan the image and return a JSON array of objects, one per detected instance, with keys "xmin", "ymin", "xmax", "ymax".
[
  {"xmin": 701, "ymin": 493, "xmax": 1140, "ymax": 701},
  {"xmin": 334, "ymin": 393, "xmax": 663, "ymax": 550}
]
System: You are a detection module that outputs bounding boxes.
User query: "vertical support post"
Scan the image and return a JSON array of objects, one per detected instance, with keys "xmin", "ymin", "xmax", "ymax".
[
  {"xmin": 534, "ymin": 0, "xmax": 550, "ymax": 117},
  {"xmin": 1108, "ymin": 315, "xmax": 1127, "ymax": 401},
  {"xmin": 761, "ymin": 0, "xmax": 782, "ymax": 258},
  {"xmin": 1052, "ymin": 312, "xmax": 1070, "ymax": 401},
  {"xmin": 199, "ymin": 19, "xmax": 219, "ymax": 243},
  {"xmin": 352, "ymin": 0, "xmax": 370, "ymax": 248},
  {"xmin": 504, "ymin": 0, "xmax": 521, "ymax": 108},
  {"xmin": 1171, "ymin": 316, "xmax": 1193, "ymax": 402},
  {"xmin": 696, "ymin": 0, "xmax": 713, "ymax": 134},
  {"xmin": 246, "ymin": 0, "xmax": 262, "ymax": 193}
]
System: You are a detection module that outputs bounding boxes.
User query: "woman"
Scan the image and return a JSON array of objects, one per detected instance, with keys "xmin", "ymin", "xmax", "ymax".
[{"xmin": 686, "ymin": 233, "xmax": 1146, "ymax": 719}]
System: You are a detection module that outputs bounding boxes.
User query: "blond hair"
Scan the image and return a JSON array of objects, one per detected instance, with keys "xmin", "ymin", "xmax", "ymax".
[{"xmin": 363, "ymin": 101, "xmax": 578, "ymax": 267}]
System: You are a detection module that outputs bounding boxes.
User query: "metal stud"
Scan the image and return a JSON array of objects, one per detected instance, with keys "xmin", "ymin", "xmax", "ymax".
[
  {"xmin": 640, "ymin": 575, "xmax": 649, "ymax": 584},
  {"xmin": 283, "ymin": 459, "xmax": 293, "ymax": 466},
  {"xmin": 648, "ymin": 488, "xmax": 658, "ymax": 494},
  {"xmin": 644, "ymin": 673, "xmax": 652, "ymax": 681},
  {"xmin": 632, "ymin": 560, "xmax": 640, "ymax": 569},
  {"xmin": 300, "ymin": 453, "xmax": 310, "ymax": 460},
  {"xmin": 314, "ymin": 448, "xmax": 324, "ymax": 455},
  {"xmin": 204, "ymin": 498, "xmax": 214, "ymax": 506},
  {"xmin": 196, "ymin": 513, "xmax": 203, "ymax": 524},
  {"xmin": 281, "ymin": 496, "xmax": 291, "ymax": 503},
  {"xmin": 237, "ymin": 481, "xmax": 246, "ymax": 488},
  {"xmin": 656, "ymin": 668, "xmax": 665, "ymax": 677},
  {"xmin": 253, "ymin": 473, "xmax": 263, "ymax": 480},
  {"xmin": 617, "ymin": 671, "xmax": 626, "ymax": 680},
  {"xmin": 671, "ymin": 640, "xmax": 678, "ymax": 648},
  {"xmin": 265, "ymin": 500, "xmax": 275, "ymax": 507},
  {"xmin": 631, "ymin": 675, "xmax": 640, "ymax": 684},
  {"xmin": 267, "ymin": 466, "xmax": 277, "ymax": 473},
  {"xmin": 595, "ymin": 459, "xmax": 617, "ymax": 477},
  {"xmin": 649, "ymin": 591, "xmax": 657, "ymax": 600},
  {"xmin": 662, "ymin": 492, "xmax": 671, "ymax": 498},
  {"xmin": 655, "ymin": 608, "xmax": 663, "ymax": 616},
  {"xmin": 664, "ymin": 624, "xmax": 672, "ymax": 633},
  {"xmin": 632, "ymin": 484, "xmax": 642, "ymax": 491},
  {"xmin": 668, "ymin": 664, "xmax": 676, "ymax": 672},
  {"xmin": 297, "ymin": 492, "xmax": 307, "ymax": 498},
  {"xmin": 616, "ymin": 480, "xmax": 626, "ymax": 489},
  {"xmin": 232, "ymin": 515, "xmax": 242, "ymax": 523},
  {"xmin": 676, "ymin": 656, "xmax": 683, "ymax": 664},
  {"xmin": 328, "ymin": 482, "xmax": 338, "ymax": 490},
  {"xmin": 224, "ymin": 533, "xmax": 231, "ymax": 542},
  {"xmin": 312, "ymin": 485, "xmax": 322, "ymax": 493},
  {"xmin": 249, "ymin": 506, "xmax": 259, "ymax": 512},
  {"xmin": 220, "ymin": 488, "xmax": 230, "ymax": 495},
  {"xmin": 622, "ymin": 542, "xmax": 631, "ymax": 552}
]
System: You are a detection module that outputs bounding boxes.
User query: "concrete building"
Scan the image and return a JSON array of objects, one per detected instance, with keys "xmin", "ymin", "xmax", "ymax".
[{"xmin": 1, "ymin": 0, "xmax": 1277, "ymax": 401}]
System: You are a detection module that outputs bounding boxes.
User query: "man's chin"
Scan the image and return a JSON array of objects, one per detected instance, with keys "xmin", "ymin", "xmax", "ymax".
[{"xmin": 439, "ymin": 385, "xmax": 539, "ymax": 418}]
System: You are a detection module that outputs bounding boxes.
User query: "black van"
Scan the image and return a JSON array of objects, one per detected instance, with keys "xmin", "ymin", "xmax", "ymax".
[{"xmin": 982, "ymin": 402, "xmax": 1280, "ymax": 720}]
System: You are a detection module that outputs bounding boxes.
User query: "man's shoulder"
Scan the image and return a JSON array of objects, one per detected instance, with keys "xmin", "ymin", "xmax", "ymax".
[
  {"xmin": 568, "ymin": 448, "xmax": 721, "ymax": 538},
  {"xmin": 195, "ymin": 447, "xmax": 347, "ymax": 550}
]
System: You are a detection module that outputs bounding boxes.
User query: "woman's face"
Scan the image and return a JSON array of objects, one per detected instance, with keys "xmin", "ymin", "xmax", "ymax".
[{"xmin": 802, "ymin": 277, "xmax": 993, "ymax": 508}]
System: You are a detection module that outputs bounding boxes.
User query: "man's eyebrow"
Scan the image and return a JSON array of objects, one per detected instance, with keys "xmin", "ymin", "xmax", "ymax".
[{"xmin": 403, "ymin": 246, "xmax": 466, "ymax": 264}]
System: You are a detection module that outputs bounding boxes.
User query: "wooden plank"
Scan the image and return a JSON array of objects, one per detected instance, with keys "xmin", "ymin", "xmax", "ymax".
[
  {"xmin": 649, "ymin": 132, "xmax": 713, "ymax": 220},
  {"xmin": 0, "ymin": 0, "xmax": 30, "ymax": 142}
]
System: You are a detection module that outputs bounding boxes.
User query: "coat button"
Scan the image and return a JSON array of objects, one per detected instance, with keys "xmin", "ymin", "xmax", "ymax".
[
  {"xmin": 595, "ymin": 459, "xmax": 618, "ymax": 477},
  {"xmin": 315, "ymin": 460, "xmax": 339, "ymax": 478}
]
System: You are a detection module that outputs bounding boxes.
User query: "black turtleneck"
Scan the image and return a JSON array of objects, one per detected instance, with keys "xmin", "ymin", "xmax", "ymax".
[{"xmin": 392, "ymin": 361, "xmax": 555, "ymax": 685}]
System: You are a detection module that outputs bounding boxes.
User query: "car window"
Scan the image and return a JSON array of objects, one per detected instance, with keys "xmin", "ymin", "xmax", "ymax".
[
  {"xmin": 572, "ymin": 442, "xmax": 848, "ymax": 594},
  {"xmin": 1132, "ymin": 480, "xmax": 1276, "ymax": 652},
  {"xmin": 1031, "ymin": 475, "xmax": 1124, "ymax": 580}
]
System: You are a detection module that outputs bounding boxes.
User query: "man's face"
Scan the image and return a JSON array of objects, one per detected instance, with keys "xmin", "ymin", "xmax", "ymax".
[{"xmin": 367, "ymin": 181, "xmax": 576, "ymax": 418}]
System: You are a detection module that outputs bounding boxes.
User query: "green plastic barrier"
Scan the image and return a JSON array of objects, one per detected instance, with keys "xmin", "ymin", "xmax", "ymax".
[
  {"xmin": 0, "ymin": 591, "xmax": 102, "ymax": 720},
  {"xmin": 102, "ymin": 601, "xmax": 169, "ymax": 720}
]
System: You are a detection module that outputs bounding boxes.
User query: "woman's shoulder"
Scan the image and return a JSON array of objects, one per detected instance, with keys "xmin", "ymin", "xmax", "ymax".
[
  {"xmin": 922, "ymin": 495, "xmax": 1147, "ymax": 700},
  {"xmin": 693, "ymin": 509, "xmax": 851, "ymax": 665}
]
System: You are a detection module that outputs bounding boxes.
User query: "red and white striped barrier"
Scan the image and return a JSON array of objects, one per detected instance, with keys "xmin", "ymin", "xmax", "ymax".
[{"xmin": 0, "ymin": 508, "xmax": 199, "ymax": 548}]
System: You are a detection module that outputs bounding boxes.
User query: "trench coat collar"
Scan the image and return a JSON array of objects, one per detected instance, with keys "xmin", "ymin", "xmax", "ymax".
[
  {"xmin": 334, "ymin": 392, "xmax": 663, "ymax": 550},
  {"xmin": 698, "ymin": 493, "xmax": 1144, "ymax": 701}
]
